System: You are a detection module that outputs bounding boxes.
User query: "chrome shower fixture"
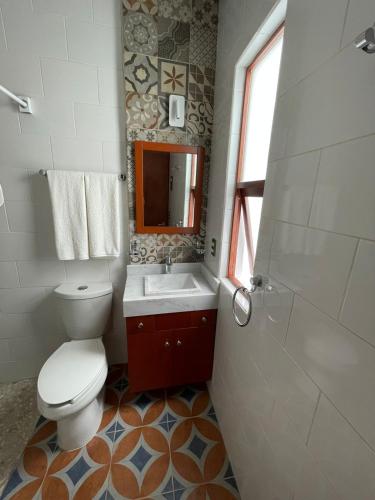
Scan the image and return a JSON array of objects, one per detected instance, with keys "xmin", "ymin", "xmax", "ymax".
[{"xmin": 355, "ymin": 26, "xmax": 375, "ymax": 53}]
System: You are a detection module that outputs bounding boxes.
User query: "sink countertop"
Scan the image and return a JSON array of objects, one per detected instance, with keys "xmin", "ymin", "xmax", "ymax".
[{"xmin": 123, "ymin": 263, "xmax": 220, "ymax": 317}]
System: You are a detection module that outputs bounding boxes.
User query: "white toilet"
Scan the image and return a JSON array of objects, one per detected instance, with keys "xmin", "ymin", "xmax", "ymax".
[{"xmin": 37, "ymin": 282, "xmax": 113, "ymax": 451}]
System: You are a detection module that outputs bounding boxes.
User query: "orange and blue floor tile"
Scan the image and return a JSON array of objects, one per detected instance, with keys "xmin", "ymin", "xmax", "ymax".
[{"xmin": 1, "ymin": 365, "xmax": 240, "ymax": 499}]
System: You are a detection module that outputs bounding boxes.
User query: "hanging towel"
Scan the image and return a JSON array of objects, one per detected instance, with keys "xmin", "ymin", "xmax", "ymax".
[
  {"xmin": 47, "ymin": 170, "xmax": 89, "ymax": 260},
  {"xmin": 85, "ymin": 173, "xmax": 120, "ymax": 258}
]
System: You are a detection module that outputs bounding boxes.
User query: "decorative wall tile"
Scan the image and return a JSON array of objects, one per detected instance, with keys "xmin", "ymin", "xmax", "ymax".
[
  {"xmin": 125, "ymin": 92, "xmax": 158, "ymax": 129},
  {"xmin": 157, "ymin": 96, "xmax": 186, "ymax": 131},
  {"xmin": 192, "ymin": 0, "xmax": 219, "ymax": 30},
  {"xmin": 123, "ymin": 12, "xmax": 158, "ymax": 56},
  {"xmin": 187, "ymin": 101, "xmax": 213, "ymax": 135},
  {"xmin": 189, "ymin": 64, "xmax": 215, "ymax": 106},
  {"xmin": 158, "ymin": 18, "xmax": 190, "ymax": 62},
  {"xmin": 190, "ymin": 24, "xmax": 217, "ymax": 67},
  {"xmin": 124, "ymin": 52, "xmax": 158, "ymax": 95},
  {"xmin": 159, "ymin": 0, "xmax": 192, "ymax": 22},
  {"xmin": 158, "ymin": 59, "xmax": 188, "ymax": 96},
  {"xmin": 123, "ymin": 0, "xmax": 158, "ymax": 16}
]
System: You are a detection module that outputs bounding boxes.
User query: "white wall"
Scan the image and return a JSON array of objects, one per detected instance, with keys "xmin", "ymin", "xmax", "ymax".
[
  {"xmin": 0, "ymin": 0, "xmax": 127, "ymax": 382},
  {"xmin": 208, "ymin": 0, "xmax": 375, "ymax": 498}
]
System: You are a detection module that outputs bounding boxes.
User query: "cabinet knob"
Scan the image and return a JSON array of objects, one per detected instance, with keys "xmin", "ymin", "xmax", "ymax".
[
  {"xmin": 176, "ymin": 339, "xmax": 182, "ymax": 346},
  {"xmin": 201, "ymin": 316, "xmax": 208, "ymax": 323},
  {"xmin": 164, "ymin": 340, "xmax": 171, "ymax": 348},
  {"xmin": 137, "ymin": 322, "xmax": 144, "ymax": 329}
]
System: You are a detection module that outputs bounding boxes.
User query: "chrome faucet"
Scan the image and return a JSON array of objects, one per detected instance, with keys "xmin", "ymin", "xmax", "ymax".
[{"xmin": 164, "ymin": 254, "xmax": 172, "ymax": 274}]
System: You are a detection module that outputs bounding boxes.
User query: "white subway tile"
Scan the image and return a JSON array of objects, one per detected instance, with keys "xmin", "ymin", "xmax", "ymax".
[
  {"xmin": 102, "ymin": 141, "xmax": 124, "ymax": 173},
  {"xmin": 278, "ymin": 0, "xmax": 347, "ymax": 94},
  {"xmin": 270, "ymin": 222, "xmax": 357, "ymax": 318},
  {"xmin": 75, "ymin": 103, "xmax": 123, "ymax": 141},
  {"xmin": 341, "ymin": 0, "xmax": 375, "ymax": 47},
  {"xmin": 294, "ymin": 457, "xmax": 342, "ymax": 500},
  {"xmin": 1, "ymin": 0, "xmax": 67, "ymax": 59},
  {"xmin": 98, "ymin": 68, "xmax": 124, "ymax": 107},
  {"xmin": 41, "ymin": 58, "xmax": 99, "ymax": 104},
  {"xmin": 65, "ymin": 260, "xmax": 110, "ymax": 282},
  {"xmin": 287, "ymin": 295, "xmax": 375, "ymax": 451},
  {"xmin": 309, "ymin": 135, "xmax": 375, "ymax": 240},
  {"xmin": 0, "ymin": 205, "xmax": 8, "ymax": 232},
  {"xmin": 308, "ymin": 395, "xmax": 375, "ymax": 500},
  {"xmin": 6, "ymin": 201, "xmax": 37, "ymax": 233},
  {"xmin": 0, "ymin": 232, "xmax": 56, "ymax": 261},
  {"xmin": 0, "ymin": 7, "xmax": 6, "ymax": 50},
  {"xmin": 51, "ymin": 137, "xmax": 103, "ymax": 171},
  {"xmin": 0, "ymin": 357, "xmax": 45, "ymax": 382},
  {"xmin": 93, "ymin": 0, "xmax": 122, "ymax": 27},
  {"xmin": 66, "ymin": 18, "xmax": 121, "ymax": 68},
  {"xmin": 32, "ymin": 0, "xmax": 93, "ymax": 22},
  {"xmin": 341, "ymin": 240, "xmax": 375, "ymax": 347},
  {"xmin": 263, "ymin": 151, "xmax": 320, "ymax": 225},
  {"xmin": 0, "ymin": 169, "xmax": 34, "ymax": 202},
  {"xmin": 0, "ymin": 51, "xmax": 43, "ymax": 97},
  {"xmin": 285, "ymin": 44, "xmax": 375, "ymax": 156},
  {"xmin": 0, "ymin": 313, "xmax": 33, "ymax": 339},
  {"xmin": 0, "ymin": 339, "xmax": 10, "ymax": 363},
  {"xmin": 0, "ymin": 132, "xmax": 53, "ymax": 170},
  {"xmin": 0, "ymin": 262, "xmax": 18, "ymax": 288},
  {"xmin": 262, "ymin": 278, "xmax": 294, "ymax": 345},
  {"xmin": 0, "ymin": 287, "xmax": 48, "ymax": 313},
  {"xmin": 17, "ymin": 260, "xmax": 65, "ymax": 287},
  {"xmin": 19, "ymin": 97, "xmax": 75, "ymax": 137}
]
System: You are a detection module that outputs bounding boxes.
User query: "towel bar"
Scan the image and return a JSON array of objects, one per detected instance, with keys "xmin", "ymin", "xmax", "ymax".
[{"xmin": 39, "ymin": 169, "xmax": 126, "ymax": 181}]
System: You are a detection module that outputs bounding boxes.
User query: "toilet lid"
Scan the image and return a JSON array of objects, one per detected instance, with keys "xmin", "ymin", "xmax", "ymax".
[{"xmin": 38, "ymin": 339, "xmax": 107, "ymax": 405}]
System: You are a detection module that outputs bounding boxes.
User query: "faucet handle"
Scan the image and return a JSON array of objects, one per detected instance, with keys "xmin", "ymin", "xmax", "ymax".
[{"xmin": 165, "ymin": 254, "xmax": 172, "ymax": 265}]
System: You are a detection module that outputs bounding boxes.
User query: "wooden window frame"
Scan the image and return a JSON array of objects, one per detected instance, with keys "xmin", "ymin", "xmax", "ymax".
[{"xmin": 228, "ymin": 24, "xmax": 284, "ymax": 287}]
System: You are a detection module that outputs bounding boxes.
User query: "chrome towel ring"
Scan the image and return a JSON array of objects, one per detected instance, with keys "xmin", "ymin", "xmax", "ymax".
[{"xmin": 232, "ymin": 275, "xmax": 265, "ymax": 327}]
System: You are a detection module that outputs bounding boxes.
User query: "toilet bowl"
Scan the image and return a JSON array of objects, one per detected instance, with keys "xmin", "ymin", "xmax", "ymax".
[{"xmin": 37, "ymin": 282, "xmax": 112, "ymax": 450}]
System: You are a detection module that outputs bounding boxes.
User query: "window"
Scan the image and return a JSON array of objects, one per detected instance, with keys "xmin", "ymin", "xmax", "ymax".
[{"xmin": 228, "ymin": 26, "xmax": 284, "ymax": 286}]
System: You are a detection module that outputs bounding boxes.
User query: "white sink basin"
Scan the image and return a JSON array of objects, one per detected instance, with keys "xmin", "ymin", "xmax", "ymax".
[{"xmin": 144, "ymin": 273, "xmax": 201, "ymax": 296}]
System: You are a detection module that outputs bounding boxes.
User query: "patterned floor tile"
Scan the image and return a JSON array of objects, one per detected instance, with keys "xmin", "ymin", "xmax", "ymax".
[
  {"xmin": 126, "ymin": 92, "xmax": 159, "ymax": 129},
  {"xmin": 190, "ymin": 24, "xmax": 217, "ymax": 68},
  {"xmin": 187, "ymin": 101, "xmax": 213, "ymax": 136},
  {"xmin": 169, "ymin": 415, "xmax": 233, "ymax": 492},
  {"xmin": 158, "ymin": 17, "xmax": 190, "ymax": 63},
  {"xmin": 108, "ymin": 424, "xmax": 173, "ymax": 499},
  {"xmin": 159, "ymin": 0, "xmax": 192, "ymax": 22},
  {"xmin": 192, "ymin": 0, "xmax": 219, "ymax": 30},
  {"xmin": 124, "ymin": 12, "xmax": 158, "ymax": 56},
  {"xmin": 158, "ymin": 59, "xmax": 188, "ymax": 97},
  {"xmin": 1, "ymin": 367, "xmax": 240, "ymax": 500},
  {"xmin": 123, "ymin": 0, "xmax": 158, "ymax": 16},
  {"xmin": 125, "ymin": 52, "xmax": 158, "ymax": 95}
]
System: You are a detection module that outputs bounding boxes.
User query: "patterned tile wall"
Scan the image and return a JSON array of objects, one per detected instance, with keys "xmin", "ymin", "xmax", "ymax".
[{"xmin": 123, "ymin": 0, "xmax": 218, "ymax": 264}]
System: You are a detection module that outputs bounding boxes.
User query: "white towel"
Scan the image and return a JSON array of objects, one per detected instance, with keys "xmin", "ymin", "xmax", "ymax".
[
  {"xmin": 48, "ymin": 170, "xmax": 89, "ymax": 260},
  {"xmin": 0, "ymin": 184, "xmax": 4, "ymax": 207},
  {"xmin": 85, "ymin": 172, "xmax": 120, "ymax": 258}
]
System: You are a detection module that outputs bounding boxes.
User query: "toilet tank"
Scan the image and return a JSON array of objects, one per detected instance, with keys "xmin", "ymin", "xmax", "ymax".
[{"xmin": 54, "ymin": 283, "xmax": 113, "ymax": 340}]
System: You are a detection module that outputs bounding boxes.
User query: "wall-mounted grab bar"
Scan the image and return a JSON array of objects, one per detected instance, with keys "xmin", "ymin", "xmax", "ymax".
[
  {"xmin": 0, "ymin": 84, "xmax": 32, "ymax": 113},
  {"xmin": 38, "ymin": 169, "xmax": 126, "ymax": 182}
]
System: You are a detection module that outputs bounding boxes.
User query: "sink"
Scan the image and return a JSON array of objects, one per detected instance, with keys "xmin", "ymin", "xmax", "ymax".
[{"xmin": 144, "ymin": 273, "xmax": 201, "ymax": 296}]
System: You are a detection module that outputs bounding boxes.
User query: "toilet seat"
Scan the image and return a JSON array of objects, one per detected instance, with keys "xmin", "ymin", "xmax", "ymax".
[{"xmin": 38, "ymin": 338, "xmax": 107, "ymax": 410}]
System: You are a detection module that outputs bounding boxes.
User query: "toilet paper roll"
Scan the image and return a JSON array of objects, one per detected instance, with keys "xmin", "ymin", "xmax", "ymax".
[{"xmin": 0, "ymin": 184, "xmax": 4, "ymax": 208}]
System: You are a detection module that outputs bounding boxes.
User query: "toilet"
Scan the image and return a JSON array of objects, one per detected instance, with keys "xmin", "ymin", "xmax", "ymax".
[{"xmin": 37, "ymin": 282, "xmax": 113, "ymax": 451}]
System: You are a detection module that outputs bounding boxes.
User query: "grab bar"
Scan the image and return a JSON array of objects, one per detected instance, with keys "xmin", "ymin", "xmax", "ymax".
[{"xmin": 0, "ymin": 84, "xmax": 32, "ymax": 113}]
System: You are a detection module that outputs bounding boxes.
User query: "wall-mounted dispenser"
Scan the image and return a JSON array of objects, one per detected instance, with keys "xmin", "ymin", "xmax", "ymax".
[{"xmin": 169, "ymin": 95, "xmax": 185, "ymax": 128}]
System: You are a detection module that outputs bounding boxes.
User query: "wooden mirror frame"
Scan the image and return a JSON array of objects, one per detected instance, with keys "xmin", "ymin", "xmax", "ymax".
[{"xmin": 135, "ymin": 141, "xmax": 205, "ymax": 234}]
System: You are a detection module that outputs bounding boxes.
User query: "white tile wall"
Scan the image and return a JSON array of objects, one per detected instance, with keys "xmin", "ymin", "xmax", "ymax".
[
  {"xmin": 0, "ymin": 0, "xmax": 127, "ymax": 382},
  {"xmin": 207, "ymin": 0, "xmax": 375, "ymax": 498}
]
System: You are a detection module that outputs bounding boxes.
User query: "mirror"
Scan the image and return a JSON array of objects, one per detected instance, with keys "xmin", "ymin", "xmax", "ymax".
[{"xmin": 135, "ymin": 141, "xmax": 204, "ymax": 234}]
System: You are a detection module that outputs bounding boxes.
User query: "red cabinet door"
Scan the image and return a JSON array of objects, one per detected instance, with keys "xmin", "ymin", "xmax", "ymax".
[
  {"xmin": 127, "ymin": 331, "xmax": 173, "ymax": 392},
  {"xmin": 172, "ymin": 327, "xmax": 215, "ymax": 387}
]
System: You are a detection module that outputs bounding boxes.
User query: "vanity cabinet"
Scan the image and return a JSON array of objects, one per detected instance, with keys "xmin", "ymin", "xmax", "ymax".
[{"xmin": 126, "ymin": 309, "xmax": 217, "ymax": 392}]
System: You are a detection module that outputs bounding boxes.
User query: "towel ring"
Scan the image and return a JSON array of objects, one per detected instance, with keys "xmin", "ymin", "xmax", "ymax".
[
  {"xmin": 232, "ymin": 286, "xmax": 253, "ymax": 327},
  {"xmin": 232, "ymin": 275, "xmax": 265, "ymax": 327}
]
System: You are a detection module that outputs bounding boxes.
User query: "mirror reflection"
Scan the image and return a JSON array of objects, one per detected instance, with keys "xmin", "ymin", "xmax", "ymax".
[
  {"xmin": 143, "ymin": 151, "xmax": 197, "ymax": 228},
  {"xmin": 135, "ymin": 142, "xmax": 204, "ymax": 234}
]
